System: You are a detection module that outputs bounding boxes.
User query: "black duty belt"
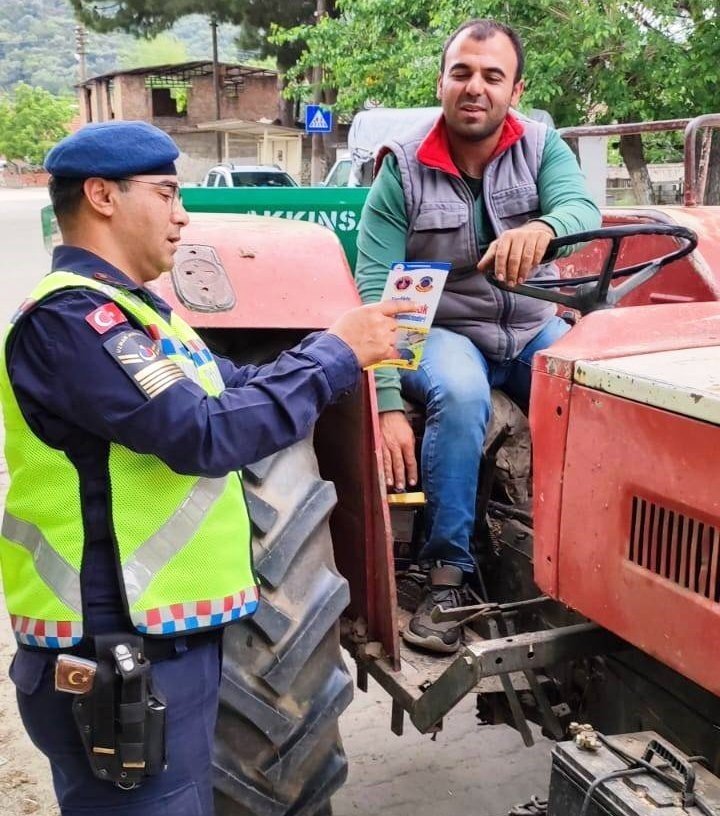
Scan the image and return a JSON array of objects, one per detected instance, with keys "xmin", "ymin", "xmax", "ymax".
[{"xmin": 67, "ymin": 628, "xmax": 222, "ymax": 662}]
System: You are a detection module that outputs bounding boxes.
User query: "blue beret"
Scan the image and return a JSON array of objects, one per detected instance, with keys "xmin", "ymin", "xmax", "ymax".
[{"xmin": 44, "ymin": 120, "xmax": 179, "ymax": 179}]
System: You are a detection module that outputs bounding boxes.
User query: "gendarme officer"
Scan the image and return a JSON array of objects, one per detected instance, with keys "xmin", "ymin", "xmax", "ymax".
[{"xmin": 0, "ymin": 121, "xmax": 407, "ymax": 815}]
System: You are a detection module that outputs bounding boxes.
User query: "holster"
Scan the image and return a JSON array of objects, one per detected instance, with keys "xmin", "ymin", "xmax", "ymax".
[{"xmin": 71, "ymin": 634, "xmax": 167, "ymax": 789}]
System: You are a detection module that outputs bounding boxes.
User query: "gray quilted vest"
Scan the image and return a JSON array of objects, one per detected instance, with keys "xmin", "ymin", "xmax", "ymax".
[{"xmin": 382, "ymin": 115, "xmax": 556, "ymax": 362}]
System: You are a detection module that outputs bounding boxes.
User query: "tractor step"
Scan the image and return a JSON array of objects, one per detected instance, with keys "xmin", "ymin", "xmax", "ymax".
[
  {"xmin": 396, "ymin": 608, "xmax": 535, "ymax": 696},
  {"xmin": 347, "ymin": 617, "xmax": 624, "ymax": 739}
]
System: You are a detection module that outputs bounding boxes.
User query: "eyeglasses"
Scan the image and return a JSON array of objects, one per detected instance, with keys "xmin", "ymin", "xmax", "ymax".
[{"xmin": 116, "ymin": 178, "xmax": 183, "ymax": 206}]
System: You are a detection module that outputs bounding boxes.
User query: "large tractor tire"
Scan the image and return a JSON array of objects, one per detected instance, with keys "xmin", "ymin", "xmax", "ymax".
[{"xmin": 213, "ymin": 437, "xmax": 353, "ymax": 816}]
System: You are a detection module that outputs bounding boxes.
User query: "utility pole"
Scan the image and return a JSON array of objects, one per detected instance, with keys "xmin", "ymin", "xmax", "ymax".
[
  {"xmin": 310, "ymin": 0, "xmax": 327, "ymax": 185},
  {"xmin": 74, "ymin": 25, "xmax": 87, "ymax": 84},
  {"xmin": 210, "ymin": 14, "xmax": 223, "ymax": 162}
]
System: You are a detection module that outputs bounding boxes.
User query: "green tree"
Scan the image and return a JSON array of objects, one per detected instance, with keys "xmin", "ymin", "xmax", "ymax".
[
  {"xmin": 0, "ymin": 2, "xmax": 244, "ymax": 95},
  {"xmin": 278, "ymin": 0, "xmax": 719, "ymax": 201},
  {"xmin": 69, "ymin": 0, "xmax": 247, "ymax": 36},
  {"xmin": 229, "ymin": 0, "xmax": 319, "ymax": 67},
  {"xmin": 278, "ymin": 0, "xmax": 704, "ymax": 120},
  {"xmin": 274, "ymin": 1, "xmax": 442, "ymax": 112},
  {"xmin": 0, "ymin": 83, "xmax": 75, "ymax": 165},
  {"xmin": 0, "ymin": 0, "xmax": 128, "ymax": 95},
  {"xmin": 120, "ymin": 33, "xmax": 189, "ymax": 68}
]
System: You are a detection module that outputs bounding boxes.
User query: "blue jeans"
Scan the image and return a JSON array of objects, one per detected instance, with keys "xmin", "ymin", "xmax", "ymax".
[{"xmin": 400, "ymin": 317, "xmax": 570, "ymax": 574}]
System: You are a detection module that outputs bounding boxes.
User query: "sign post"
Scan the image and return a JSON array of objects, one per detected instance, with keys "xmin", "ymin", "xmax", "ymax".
[
  {"xmin": 306, "ymin": 105, "xmax": 333, "ymax": 184},
  {"xmin": 305, "ymin": 106, "xmax": 333, "ymax": 135}
]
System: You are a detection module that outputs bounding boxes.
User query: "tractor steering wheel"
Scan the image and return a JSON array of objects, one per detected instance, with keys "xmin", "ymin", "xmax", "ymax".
[{"xmin": 486, "ymin": 224, "xmax": 698, "ymax": 316}]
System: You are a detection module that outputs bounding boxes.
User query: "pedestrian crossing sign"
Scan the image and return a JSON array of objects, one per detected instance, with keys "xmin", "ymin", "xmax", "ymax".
[{"xmin": 305, "ymin": 105, "xmax": 333, "ymax": 133}]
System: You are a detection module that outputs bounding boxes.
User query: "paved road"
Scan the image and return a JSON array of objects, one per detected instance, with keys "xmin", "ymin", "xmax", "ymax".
[
  {"xmin": 0, "ymin": 189, "xmax": 553, "ymax": 816},
  {"xmin": 0, "ymin": 189, "xmax": 50, "ymax": 326}
]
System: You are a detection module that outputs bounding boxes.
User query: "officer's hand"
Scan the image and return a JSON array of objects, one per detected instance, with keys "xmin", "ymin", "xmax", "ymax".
[
  {"xmin": 328, "ymin": 301, "xmax": 421, "ymax": 369},
  {"xmin": 379, "ymin": 410, "xmax": 417, "ymax": 491},
  {"xmin": 476, "ymin": 221, "xmax": 555, "ymax": 287}
]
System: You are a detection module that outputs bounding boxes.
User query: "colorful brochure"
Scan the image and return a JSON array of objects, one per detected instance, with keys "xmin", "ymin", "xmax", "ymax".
[{"xmin": 370, "ymin": 261, "xmax": 450, "ymax": 370}]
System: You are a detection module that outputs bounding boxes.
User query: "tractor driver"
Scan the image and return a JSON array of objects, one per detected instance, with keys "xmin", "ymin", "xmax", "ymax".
[
  {"xmin": 355, "ymin": 18, "xmax": 601, "ymax": 654},
  {"xmin": 0, "ymin": 120, "xmax": 411, "ymax": 815}
]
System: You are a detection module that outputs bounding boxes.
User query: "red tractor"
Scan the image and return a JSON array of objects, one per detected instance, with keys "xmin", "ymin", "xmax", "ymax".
[{"xmin": 150, "ymin": 115, "xmax": 720, "ymax": 815}]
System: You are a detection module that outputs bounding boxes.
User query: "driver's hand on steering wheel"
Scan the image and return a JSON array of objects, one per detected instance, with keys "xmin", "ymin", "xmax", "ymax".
[{"xmin": 477, "ymin": 221, "xmax": 556, "ymax": 286}]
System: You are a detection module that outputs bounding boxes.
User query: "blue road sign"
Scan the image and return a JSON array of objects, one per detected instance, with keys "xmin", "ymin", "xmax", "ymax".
[{"xmin": 305, "ymin": 105, "xmax": 333, "ymax": 133}]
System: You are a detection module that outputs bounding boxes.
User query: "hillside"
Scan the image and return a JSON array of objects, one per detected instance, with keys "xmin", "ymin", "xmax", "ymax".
[{"xmin": 0, "ymin": 0, "xmax": 244, "ymax": 95}]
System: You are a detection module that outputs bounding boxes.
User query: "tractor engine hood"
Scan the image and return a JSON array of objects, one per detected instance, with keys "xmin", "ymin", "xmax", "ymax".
[
  {"xmin": 574, "ymin": 345, "xmax": 720, "ymax": 426},
  {"xmin": 530, "ymin": 301, "xmax": 720, "ymax": 697}
]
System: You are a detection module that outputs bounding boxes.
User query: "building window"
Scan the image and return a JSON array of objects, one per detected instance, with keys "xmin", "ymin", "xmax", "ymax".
[{"xmin": 151, "ymin": 87, "xmax": 184, "ymax": 118}]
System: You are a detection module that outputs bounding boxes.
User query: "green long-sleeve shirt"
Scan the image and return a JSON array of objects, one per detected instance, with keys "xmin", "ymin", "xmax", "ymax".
[{"xmin": 355, "ymin": 126, "xmax": 601, "ymax": 412}]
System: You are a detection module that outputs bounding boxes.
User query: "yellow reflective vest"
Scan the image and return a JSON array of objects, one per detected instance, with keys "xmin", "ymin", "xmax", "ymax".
[{"xmin": 0, "ymin": 271, "xmax": 257, "ymax": 649}]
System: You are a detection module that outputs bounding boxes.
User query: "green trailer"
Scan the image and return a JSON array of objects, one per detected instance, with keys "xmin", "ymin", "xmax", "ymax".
[
  {"xmin": 180, "ymin": 186, "xmax": 369, "ymax": 270},
  {"xmin": 42, "ymin": 186, "xmax": 370, "ymax": 270}
]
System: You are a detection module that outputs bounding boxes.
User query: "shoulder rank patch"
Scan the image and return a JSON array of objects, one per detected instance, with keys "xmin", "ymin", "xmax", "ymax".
[
  {"xmin": 86, "ymin": 303, "xmax": 128, "ymax": 335},
  {"xmin": 103, "ymin": 330, "xmax": 186, "ymax": 399}
]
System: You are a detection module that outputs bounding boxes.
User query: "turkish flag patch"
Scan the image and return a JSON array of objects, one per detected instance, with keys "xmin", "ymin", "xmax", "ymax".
[{"xmin": 85, "ymin": 303, "xmax": 128, "ymax": 335}]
